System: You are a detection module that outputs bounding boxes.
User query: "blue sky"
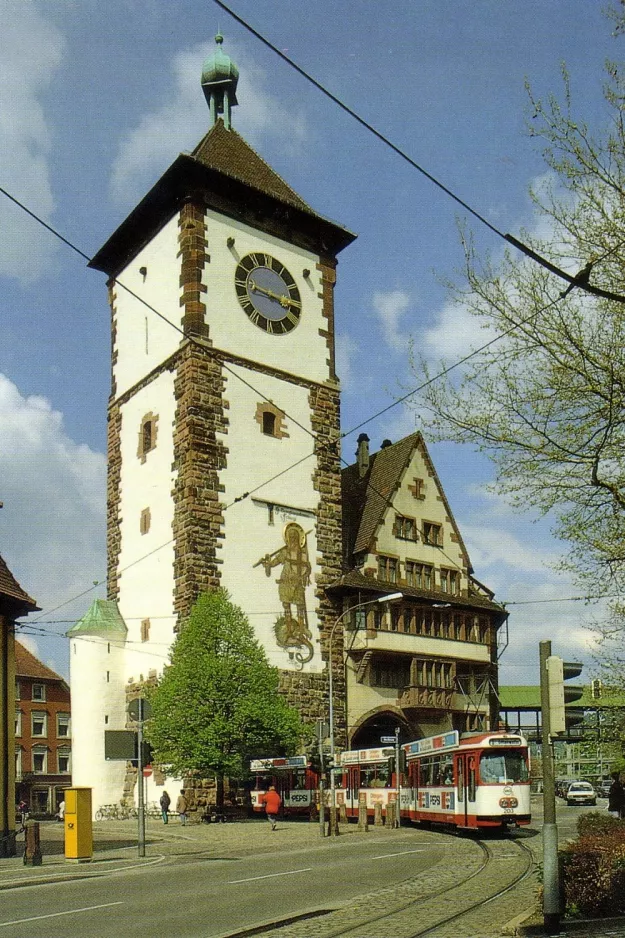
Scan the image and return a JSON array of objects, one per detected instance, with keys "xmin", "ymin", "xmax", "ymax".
[{"xmin": 0, "ymin": 0, "xmax": 618, "ymax": 684}]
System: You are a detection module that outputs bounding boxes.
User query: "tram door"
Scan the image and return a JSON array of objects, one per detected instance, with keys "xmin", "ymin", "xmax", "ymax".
[
  {"xmin": 455, "ymin": 753, "xmax": 477, "ymax": 827},
  {"xmin": 348, "ymin": 766, "xmax": 360, "ymax": 815}
]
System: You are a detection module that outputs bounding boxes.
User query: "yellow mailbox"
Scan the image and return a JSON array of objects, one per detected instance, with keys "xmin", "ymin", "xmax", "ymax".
[{"xmin": 64, "ymin": 788, "xmax": 93, "ymax": 862}]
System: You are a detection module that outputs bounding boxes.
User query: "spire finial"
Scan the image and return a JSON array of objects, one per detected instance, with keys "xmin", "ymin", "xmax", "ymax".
[{"xmin": 201, "ymin": 34, "xmax": 239, "ymax": 130}]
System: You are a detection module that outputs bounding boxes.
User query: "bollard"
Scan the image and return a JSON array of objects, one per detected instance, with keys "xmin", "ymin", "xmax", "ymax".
[
  {"xmin": 357, "ymin": 800, "xmax": 369, "ymax": 831},
  {"xmin": 328, "ymin": 805, "xmax": 340, "ymax": 836},
  {"xmin": 339, "ymin": 803, "xmax": 347, "ymax": 824},
  {"xmin": 23, "ymin": 822, "xmax": 42, "ymax": 866},
  {"xmin": 386, "ymin": 801, "xmax": 395, "ymax": 829},
  {"xmin": 373, "ymin": 802, "xmax": 383, "ymax": 827}
]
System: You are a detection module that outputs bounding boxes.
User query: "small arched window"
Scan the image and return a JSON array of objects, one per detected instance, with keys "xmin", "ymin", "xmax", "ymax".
[
  {"xmin": 262, "ymin": 411, "xmax": 276, "ymax": 436},
  {"xmin": 137, "ymin": 412, "xmax": 159, "ymax": 463}
]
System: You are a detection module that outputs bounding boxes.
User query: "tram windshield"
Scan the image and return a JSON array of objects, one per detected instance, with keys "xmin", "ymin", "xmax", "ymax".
[
  {"xmin": 479, "ymin": 749, "xmax": 529, "ymax": 784},
  {"xmin": 360, "ymin": 762, "xmax": 392, "ymax": 788}
]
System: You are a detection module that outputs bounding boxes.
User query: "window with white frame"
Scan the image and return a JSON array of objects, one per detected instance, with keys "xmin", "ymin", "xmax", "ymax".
[
  {"xmin": 32, "ymin": 747, "xmax": 48, "ymax": 774},
  {"xmin": 31, "ymin": 711, "xmax": 47, "ymax": 738},
  {"xmin": 32, "ymin": 683, "xmax": 46, "ymax": 702},
  {"xmin": 15, "ymin": 709, "xmax": 22, "ymax": 737},
  {"xmin": 15, "ymin": 680, "xmax": 20, "ymax": 700},
  {"xmin": 15, "ymin": 747, "xmax": 22, "ymax": 779},
  {"xmin": 57, "ymin": 713, "xmax": 70, "ymax": 738},
  {"xmin": 57, "ymin": 749, "xmax": 71, "ymax": 775}
]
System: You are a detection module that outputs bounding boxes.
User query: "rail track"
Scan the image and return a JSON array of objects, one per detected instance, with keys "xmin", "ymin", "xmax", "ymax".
[{"xmin": 240, "ymin": 832, "xmax": 537, "ymax": 938}]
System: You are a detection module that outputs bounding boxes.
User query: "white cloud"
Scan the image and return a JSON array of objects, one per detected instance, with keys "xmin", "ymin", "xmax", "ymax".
[
  {"xmin": 372, "ymin": 290, "xmax": 413, "ymax": 351},
  {"xmin": 0, "ymin": 374, "xmax": 106, "ymax": 622},
  {"xmin": 463, "ymin": 524, "xmax": 560, "ymax": 575},
  {"xmin": 0, "ymin": 1, "xmax": 65, "ymax": 283},
  {"xmin": 110, "ymin": 39, "xmax": 308, "ymax": 206}
]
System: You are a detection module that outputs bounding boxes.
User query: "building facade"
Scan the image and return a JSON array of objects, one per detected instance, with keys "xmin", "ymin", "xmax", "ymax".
[
  {"xmin": 70, "ymin": 39, "xmax": 508, "ymax": 810},
  {"xmin": 14, "ymin": 642, "xmax": 71, "ymax": 817},
  {"xmin": 333, "ymin": 433, "xmax": 507, "ymax": 748}
]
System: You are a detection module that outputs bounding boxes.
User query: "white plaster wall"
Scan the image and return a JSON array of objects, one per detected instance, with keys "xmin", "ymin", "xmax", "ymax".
[
  {"xmin": 117, "ymin": 372, "xmax": 177, "ymax": 681},
  {"xmin": 69, "ymin": 634, "xmax": 127, "ymax": 815},
  {"xmin": 113, "ymin": 215, "xmax": 181, "ymax": 399},
  {"xmin": 219, "ymin": 364, "xmax": 323, "ymax": 672},
  {"xmin": 369, "ymin": 448, "xmax": 466, "ymax": 582},
  {"xmin": 203, "ymin": 211, "xmax": 330, "ymax": 386}
]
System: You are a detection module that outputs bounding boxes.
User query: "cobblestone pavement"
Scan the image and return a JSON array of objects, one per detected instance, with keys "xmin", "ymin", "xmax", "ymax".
[{"xmin": 1, "ymin": 818, "xmax": 624, "ymax": 937}]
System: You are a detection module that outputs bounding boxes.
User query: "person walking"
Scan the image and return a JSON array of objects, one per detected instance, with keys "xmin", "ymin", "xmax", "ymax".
[
  {"xmin": 260, "ymin": 785, "xmax": 282, "ymax": 831},
  {"xmin": 176, "ymin": 789, "xmax": 188, "ymax": 825},
  {"xmin": 608, "ymin": 771, "xmax": 624, "ymax": 819},
  {"xmin": 160, "ymin": 790, "xmax": 171, "ymax": 824},
  {"xmin": 56, "ymin": 800, "xmax": 65, "ymax": 823}
]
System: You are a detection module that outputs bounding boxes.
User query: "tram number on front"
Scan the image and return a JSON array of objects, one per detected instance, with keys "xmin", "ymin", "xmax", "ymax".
[{"xmin": 504, "ymin": 808, "xmax": 514, "ymax": 814}]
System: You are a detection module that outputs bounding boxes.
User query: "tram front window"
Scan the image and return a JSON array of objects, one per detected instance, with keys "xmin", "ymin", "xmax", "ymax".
[
  {"xmin": 479, "ymin": 750, "xmax": 529, "ymax": 784},
  {"xmin": 292, "ymin": 771, "xmax": 306, "ymax": 790}
]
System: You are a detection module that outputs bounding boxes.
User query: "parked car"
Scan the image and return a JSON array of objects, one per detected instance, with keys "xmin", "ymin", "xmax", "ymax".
[{"xmin": 566, "ymin": 781, "xmax": 597, "ymax": 806}]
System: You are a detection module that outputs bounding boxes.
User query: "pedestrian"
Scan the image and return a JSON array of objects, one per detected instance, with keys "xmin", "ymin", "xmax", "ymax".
[
  {"xmin": 160, "ymin": 790, "xmax": 171, "ymax": 824},
  {"xmin": 56, "ymin": 800, "xmax": 65, "ymax": 822},
  {"xmin": 176, "ymin": 789, "xmax": 188, "ymax": 825},
  {"xmin": 260, "ymin": 785, "xmax": 282, "ymax": 831},
  {"xmin": 608, "ymin": 771, "xmax": 625, "ymax": 819}
]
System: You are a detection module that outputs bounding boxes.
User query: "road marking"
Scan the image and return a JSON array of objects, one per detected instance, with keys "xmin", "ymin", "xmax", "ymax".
[
  {"xmin": 0, "ymin": 901, "xmax": 123, "ymax": 927},
  {"xmin": 228, "ymin": 868, "xmax": 312, "ymax": 884},
  {"xmin": 372, "ymin": 849, "xmax": 427, "ymax": 859},
  {"xmin": 0, "ymin": 853, "xmax": 165, "ymax": 889}
]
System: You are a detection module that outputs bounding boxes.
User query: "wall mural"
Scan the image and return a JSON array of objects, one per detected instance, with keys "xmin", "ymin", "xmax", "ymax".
[{"xmin": 254, "ymin": 522, "xmax": 314, "ymax": 668}]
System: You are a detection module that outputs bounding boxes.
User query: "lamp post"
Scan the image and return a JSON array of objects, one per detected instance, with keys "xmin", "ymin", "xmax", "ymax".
[{"xmin": 327, "ymin": 591, "xmax": 403, "ymax": 835}]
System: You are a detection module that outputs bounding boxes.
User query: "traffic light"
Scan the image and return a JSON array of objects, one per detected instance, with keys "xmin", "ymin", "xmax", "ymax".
[
  {"xmin": 388, "ymin": 750, "xmax": 407, "ymax": 775},
  {"xmin": 546, "ymin": 656, "xmax": 584, "ymax": 735}
]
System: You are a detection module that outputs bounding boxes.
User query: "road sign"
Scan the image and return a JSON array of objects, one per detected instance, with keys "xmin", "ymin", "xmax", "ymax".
[
  {"xmin": 142, "ymin": 766, "xmax": 152, "ymax": 778},
  {"xmin": 380, "ymin": 736, "xmax": 396, "ymax": 744}
]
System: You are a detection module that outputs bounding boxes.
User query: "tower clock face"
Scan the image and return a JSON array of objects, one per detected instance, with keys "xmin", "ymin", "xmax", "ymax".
[{"xmin": 234, "ymin": 252, "xmax": 302, "ymax": 334}]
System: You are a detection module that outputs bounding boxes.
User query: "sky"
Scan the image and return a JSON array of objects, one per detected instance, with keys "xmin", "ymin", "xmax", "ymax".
[{"xmin": 0, "ymin": 0, "xmax": 619, "ymax": 685}]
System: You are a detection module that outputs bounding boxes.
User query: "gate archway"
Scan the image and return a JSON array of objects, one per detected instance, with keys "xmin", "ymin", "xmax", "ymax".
[{"xmin": 349, "ymin": 709, "xmax": 412, "ymax": 750}]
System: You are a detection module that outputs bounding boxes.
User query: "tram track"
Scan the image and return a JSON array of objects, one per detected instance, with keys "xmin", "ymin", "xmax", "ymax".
[{"xmin": 239, "ymin": 831, "xmax": 537, "ymax": 938}]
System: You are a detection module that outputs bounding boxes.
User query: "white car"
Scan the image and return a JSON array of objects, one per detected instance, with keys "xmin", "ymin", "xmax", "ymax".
[{"xmin": 566, "ymin": 782, "xmax": 597, "ymax": 806}]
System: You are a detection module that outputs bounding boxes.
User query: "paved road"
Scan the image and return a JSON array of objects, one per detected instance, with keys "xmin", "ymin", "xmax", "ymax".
[{"xmin": 0, "ymin": 797, "xmax": 621, "ymax": 937}]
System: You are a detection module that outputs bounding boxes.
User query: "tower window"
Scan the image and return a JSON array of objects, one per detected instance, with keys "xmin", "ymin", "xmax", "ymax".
[
  {"xmin": 262, "ymin": 411, "xmax": 276, "ymax": 436},
  {"xmin": 141, "ymin": 618, "xmax": 151, "ymax": 642},
  {"xmin": 255, "ymin": 402, "xmax": 289, "ymax": 439},
  {"xmin": 140, "ymin": 507, "xmax": 151, "ymax": 535},
  {"xmin": 137, "ymin": 412, "xmax": 159, "ymax": 463}
]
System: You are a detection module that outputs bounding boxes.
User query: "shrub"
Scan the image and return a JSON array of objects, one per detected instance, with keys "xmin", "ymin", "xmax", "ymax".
[
  {"xmin": 561, "ymin": 828, "xmax": 625, "ymax": 916},
  {"xmin": 577, "ymin": 811, "xmax": 625, "ymax": 838}
]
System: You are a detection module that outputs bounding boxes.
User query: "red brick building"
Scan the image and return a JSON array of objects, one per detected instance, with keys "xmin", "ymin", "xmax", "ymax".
[{"xmin": 14, "ymin": 642, "xmax": 71, "ymax": 816}]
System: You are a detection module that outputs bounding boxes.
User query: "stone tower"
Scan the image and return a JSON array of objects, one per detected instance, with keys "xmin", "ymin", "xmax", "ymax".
[{"xmin": 77, "ymin": 38, "xmax": 356, "ymax": 806}]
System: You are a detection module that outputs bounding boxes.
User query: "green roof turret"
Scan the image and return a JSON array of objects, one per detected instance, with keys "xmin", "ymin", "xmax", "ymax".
[
  {"xmin": 201, "ymin": 34, "xmax": 239, "ymax": 130},
  {"xmin": 67, "ymin": 599, "xmax": 128, "ymax": 637}
]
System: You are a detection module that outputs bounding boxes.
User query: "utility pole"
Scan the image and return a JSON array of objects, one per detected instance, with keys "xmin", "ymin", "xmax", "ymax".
[
  {"xmin": 539, "ymin": 640, "xmax": 560, "ymax": 935},
  {"xmin": 137, "ymin": 699, "xmax": 145, "ymax": 858},
  {"xmin": 395, "ymin": 726, "xmax": 401, "ymax": 828}
]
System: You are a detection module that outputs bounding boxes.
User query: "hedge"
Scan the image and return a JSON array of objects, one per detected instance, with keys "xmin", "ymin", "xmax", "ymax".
[{"xmin": 560, "ymin": 813, "xmax": 625, "ymax": 916}]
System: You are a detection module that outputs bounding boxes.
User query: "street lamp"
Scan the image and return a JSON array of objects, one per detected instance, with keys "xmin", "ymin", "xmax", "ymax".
[{"xmin": 327, "ymin": 591, "xmax": 403, "ymax": 833}]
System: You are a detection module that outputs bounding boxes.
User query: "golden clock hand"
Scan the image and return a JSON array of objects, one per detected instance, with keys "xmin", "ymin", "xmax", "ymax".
[{"xmin": 249, "ymin": 280, "xmax": 299, "ymax": 309}]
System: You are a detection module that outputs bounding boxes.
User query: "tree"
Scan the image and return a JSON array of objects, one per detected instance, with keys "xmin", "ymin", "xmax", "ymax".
[
  {"xmin": 146, "ymin": 589, "xmax": 304, "ymax": 809},
  {"xmin": 414, "ymin": 32, "xmax": 625, "ymax": 599}
]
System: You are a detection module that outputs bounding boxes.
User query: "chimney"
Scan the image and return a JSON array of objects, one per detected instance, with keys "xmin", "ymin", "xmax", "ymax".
[
  {"xmin": 380, "ymin": 439, "xmax": 392, "ymax": 449},
  {"xmin": 356, "ymin": 433, "xmax": 370, "ymax": 478}
]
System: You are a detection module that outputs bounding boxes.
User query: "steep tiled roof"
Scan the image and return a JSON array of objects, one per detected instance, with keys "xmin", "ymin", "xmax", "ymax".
[
  {"xmin": 191, "ymin": 121, "xmax": 312, "ymax": 213},
  {"xmin": 15, "ymin": 641, "xmax": 64, "ymax": 683},
  {"xmin": 0, "ymin": 553, "xmax": 38, "ymax": 613},
  {"xmin": 342, "ymin": 433, "xmax": 470, "ymax": 569}
]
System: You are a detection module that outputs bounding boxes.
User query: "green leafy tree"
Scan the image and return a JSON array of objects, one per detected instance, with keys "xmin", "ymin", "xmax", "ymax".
[
  {"xmin": 414, "ymin": 21, "xmax": 625, "ymax": 601},
  {"xmin": 146, "ymin": 589, "xmax": 304, "ymax": 809}
]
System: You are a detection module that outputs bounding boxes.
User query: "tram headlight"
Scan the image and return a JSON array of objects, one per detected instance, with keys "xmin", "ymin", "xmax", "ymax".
[{"xmin": 499, "ymin": 797, "xmax": 518, "ymax": 809}]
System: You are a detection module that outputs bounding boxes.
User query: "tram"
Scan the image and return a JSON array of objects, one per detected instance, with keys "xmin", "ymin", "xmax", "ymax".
[
  {"xmin": 336, "ymin": 730, "xmax": 531, "ymax": 831},
  {"xmin": 250, "ymin": 755, "xmax": 319, "ymax": 817}
]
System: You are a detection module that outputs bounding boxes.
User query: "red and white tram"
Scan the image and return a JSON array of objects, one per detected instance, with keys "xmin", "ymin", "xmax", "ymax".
[
  {"xmin": 250, "ymin": 756, "xmax": 319, "ymax": 817},
  {"xmin": 336, "ymin": 730, "xmax": 531, "ymax": 831}
]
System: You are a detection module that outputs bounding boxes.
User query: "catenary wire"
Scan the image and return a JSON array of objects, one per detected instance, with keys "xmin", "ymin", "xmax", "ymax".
[{"xmin": 212, "ymin": 0, "xmax": 625, "ymax": 304}]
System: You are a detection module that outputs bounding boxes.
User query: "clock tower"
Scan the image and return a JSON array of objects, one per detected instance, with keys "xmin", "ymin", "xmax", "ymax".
[{"xmin": 76, "ymin": 36, "xmax": 355, "ymax": 806}]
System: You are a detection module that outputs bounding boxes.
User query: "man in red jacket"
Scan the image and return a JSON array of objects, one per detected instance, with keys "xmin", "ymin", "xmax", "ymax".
[{"xmin": 260, "ymin": 785, "xmax": 282, "ymax": 830}]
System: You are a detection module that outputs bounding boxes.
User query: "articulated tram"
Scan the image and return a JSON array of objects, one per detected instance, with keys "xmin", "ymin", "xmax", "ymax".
[
  {"xmin": 336, "ymin": 730, "xmax": 531, "ymax": 831},
  {"xmin": 250, "ymin": 755, "xmax": 319, "ymax": 816}
]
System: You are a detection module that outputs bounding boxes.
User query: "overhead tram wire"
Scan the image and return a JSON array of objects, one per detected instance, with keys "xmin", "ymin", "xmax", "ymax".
[
  {"xmin": 2, "ymin": 181, "xmax": 575, "ymax": 622},
  {"xmin": 212, "ymin": 0, "xmax": 625, "ymax": 306}
]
